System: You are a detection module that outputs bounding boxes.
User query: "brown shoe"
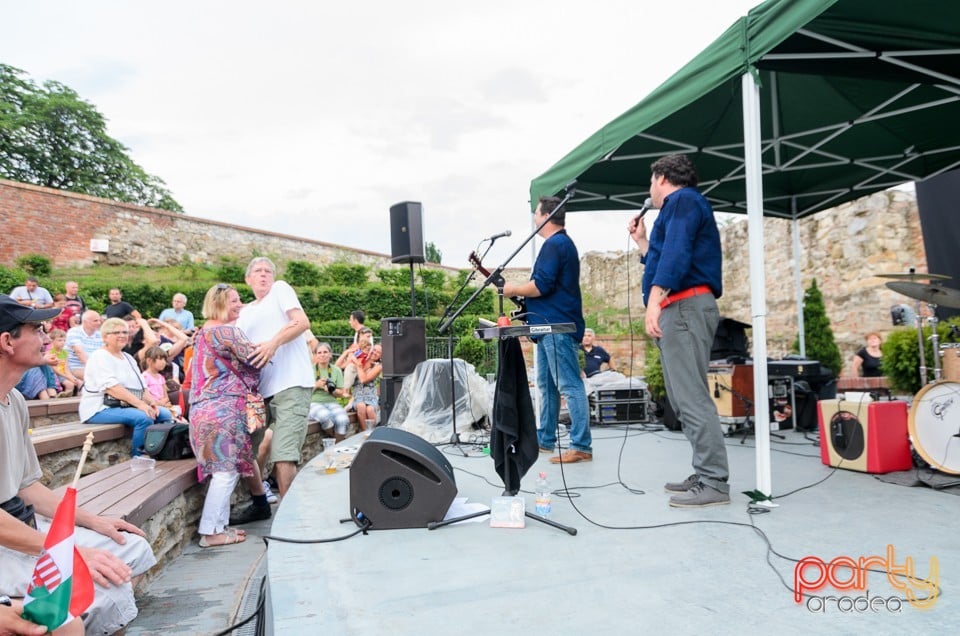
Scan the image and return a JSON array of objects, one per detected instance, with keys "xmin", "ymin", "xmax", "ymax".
[{"xmin": 549, "ymin": 449, "xmax": 593, "ymax": 464}]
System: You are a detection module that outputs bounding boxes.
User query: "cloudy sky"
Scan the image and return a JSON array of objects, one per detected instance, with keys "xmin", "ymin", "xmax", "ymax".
[{"xmin": 3, "ymin": 0, "xmax": 759, "ymax": 268}]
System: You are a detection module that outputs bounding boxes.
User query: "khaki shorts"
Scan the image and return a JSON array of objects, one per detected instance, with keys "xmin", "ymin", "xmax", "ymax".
[{"xmin": 262, "ymin": 386, "xmax": 311, "ymax": 463}]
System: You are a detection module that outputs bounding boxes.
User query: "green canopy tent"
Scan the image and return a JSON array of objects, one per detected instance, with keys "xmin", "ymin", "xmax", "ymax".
[{"xmin": 530, "ymin": 0, "xmax": 960, "ymax": 500}]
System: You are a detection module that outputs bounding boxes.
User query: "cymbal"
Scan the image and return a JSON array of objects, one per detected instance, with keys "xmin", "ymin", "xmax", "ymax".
[
  {"xmin": 875, "ymin": 271, "xmax": 952, "ymax": 281},
  {"xmin": 885, "ymin": 281, "xmax": 960, "ymax": 308}
]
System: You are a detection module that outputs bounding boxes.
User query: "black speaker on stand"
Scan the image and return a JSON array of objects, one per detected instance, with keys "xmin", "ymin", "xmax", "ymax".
[
  {"xmin": 390, "ymin": 201, "xmax": 425, "ymax": 317},
  {"xmin": 380, "ymin": 317, "xmax": 427, "ymax": 426}
]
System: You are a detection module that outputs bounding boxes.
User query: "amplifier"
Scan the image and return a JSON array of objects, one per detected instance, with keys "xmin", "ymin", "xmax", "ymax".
[{"xmin": 589, "ymin": 388, "xmax": 652, "ymax": 425}]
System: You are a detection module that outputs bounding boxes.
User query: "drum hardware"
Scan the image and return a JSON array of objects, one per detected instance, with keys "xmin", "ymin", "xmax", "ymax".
[
  {"xmin": 876, "ymin": 271, "xmax": 952, "ymax": 282},
  {"xmin": 885, "ymin": 281, "xmax": 960, "ymax": 386},
  {"xmin": 908, "ymin": 381, "xmax": 960, "ymax": 485}
]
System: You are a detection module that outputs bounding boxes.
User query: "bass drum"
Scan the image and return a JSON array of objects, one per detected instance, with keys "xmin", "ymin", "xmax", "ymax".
[
  {"xmin": 909, "ymin": 381, "xmax": 960, "ymax": 475},
  {"xmin": 940, "ymin": 343, "xmax": 960, "ymax": 382}
]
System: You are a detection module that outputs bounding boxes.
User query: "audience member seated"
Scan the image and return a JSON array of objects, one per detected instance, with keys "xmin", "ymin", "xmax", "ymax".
[
  {"xmin": 48, "ymin": 327, "xmax": 79, "ymax": 396},
  {"xmin": 580, "ymin": 328, "xmax": 616, "ymax": 378},
  {"xmin": 49, "ymin": 293, "xmax": 75, "ymax": 332},
  {"xmin": 308, "ymin": 342, "xmax": 351, "ymax": 441},
  {"xmin": 121, "ymin": 313, "xmax": 160, "ymax": 364},
  {"xmin": 9, "ymin": 276, "xmax": 54, "ymax": 309},
  {"xmin": 852, "ymin": 331, "xmax": 884, "ymax": 377},
  {"xmin": 79, "ymin": 317, "xmax": 173, "ymax": 457},
  {"xmin": 63, "ymin": 280, "xmax": 87, "ymax": 314},
  {"xmin": 103, "ymin": 287, "xmax": 136, "ymax": 319},
  {"xmin": 0, "ymin": 293, "xmax": 157, "ymax": 635},
  {"xmin": 337, "ymin": 326, "xmax": 374, "ymax": 391},
  {"xmin": 158, "ymin": 292, "xmax": 195, "ymax": 331},
  {"xmin": 65, "ymin": 310, "xmax": 103, "ymax": 381},
  {"xmin": 141, "ymin": 345, "xmax": 174, "ymax": 408},
  {"xmin": 353, "ymin": 342, "xmax": 382, "ymax": 427},
  {"xmin": 149, "ymin": 318, "xmax": 190, "ymax": 379}
]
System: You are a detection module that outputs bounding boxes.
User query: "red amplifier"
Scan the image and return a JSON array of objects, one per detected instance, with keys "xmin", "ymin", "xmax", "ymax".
[{"xmin": 817, "ymin": 400, "xmax": 912, "ymax": 474}]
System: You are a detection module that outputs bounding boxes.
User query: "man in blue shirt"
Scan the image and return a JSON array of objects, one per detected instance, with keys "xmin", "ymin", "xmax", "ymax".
[
  {"xmin": 628, "ymin": 154, "xmax": 729, "ymax": 508},
  {"xmin": 504, "ymin": 196, "xmax": 592, "ymax": 464},
  {"xmin": 158, "ymin": 293, "xmax": 195, "ymax": 331},
  {"xmin": 581, "ymin": 328, "xmax": 614, "ymax": 377}
]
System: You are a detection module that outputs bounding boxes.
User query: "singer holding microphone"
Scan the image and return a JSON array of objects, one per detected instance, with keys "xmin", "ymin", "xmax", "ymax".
[
  {"xmin": 628, "ymin": 154, "xmax": 729, "ymax": 508},
  {"xmin": 502, "ymin": 196, "xmax": 593, "ymax": 464}
]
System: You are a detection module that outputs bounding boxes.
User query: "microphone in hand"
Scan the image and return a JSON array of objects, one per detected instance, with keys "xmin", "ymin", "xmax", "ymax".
[{"xmin": 633, "ymin": 197, "xmax": 655, "ymax": 224}]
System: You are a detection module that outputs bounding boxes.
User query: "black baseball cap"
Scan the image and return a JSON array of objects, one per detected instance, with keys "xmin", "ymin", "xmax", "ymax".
[{"xmin": 0, "ymin": 294, "xmax": 61, "ymax": 334}]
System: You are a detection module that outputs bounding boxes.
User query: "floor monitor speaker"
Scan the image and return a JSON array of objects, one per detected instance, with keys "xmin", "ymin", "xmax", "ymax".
[
  {"xmin": 390, "ymin": 201, "xmax": 425, "ymax": 264},
  {"xmin": 350, "ymin": 427, "xmax": 457, "ymax": 529},
  {"xmin": 817, "ymin": 399, "xmax": 912, "ymax": 473}
]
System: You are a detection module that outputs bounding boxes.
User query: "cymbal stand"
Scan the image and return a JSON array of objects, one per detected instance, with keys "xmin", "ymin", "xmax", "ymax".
[
  {"xmin": 929, "ymin": 303, "xmax": 942, "ymax": 382},
  {"xmin": 915, "ymin": 298, "xmax": 928, "ymax": 387}
]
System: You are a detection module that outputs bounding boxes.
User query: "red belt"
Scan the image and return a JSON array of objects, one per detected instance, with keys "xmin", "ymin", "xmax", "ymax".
[{"xmin": 660, "ymin": 285, "xmax": 712, "ymax": 309}]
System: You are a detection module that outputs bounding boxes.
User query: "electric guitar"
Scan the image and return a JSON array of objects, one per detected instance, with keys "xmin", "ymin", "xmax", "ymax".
[{"xmin": 468, "ymin": 251, "xmax": 527, "ymax": 322}]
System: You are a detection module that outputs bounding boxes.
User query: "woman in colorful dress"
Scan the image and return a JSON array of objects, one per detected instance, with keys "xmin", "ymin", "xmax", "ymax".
[{"xmin": 189, "ymin": 284, "xmax": 263, "ymax": 548}]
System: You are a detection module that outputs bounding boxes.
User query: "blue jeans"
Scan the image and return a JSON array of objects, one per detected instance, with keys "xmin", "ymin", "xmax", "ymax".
[
  {"xmin": 536, "ymin": 333, "xmax": 592, "ymax": 453},
  {"xmin": 87, "ymin": 407, "xmax": 173, "ymax": 456}
]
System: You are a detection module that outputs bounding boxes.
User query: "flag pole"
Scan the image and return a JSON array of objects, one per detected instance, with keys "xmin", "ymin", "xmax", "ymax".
[{"xmin": 71, "ymin": 432, "xmax": 95, "ymax": 489}]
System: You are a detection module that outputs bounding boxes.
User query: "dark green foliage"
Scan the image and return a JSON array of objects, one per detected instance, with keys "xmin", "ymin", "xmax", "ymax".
[
  {"xmin": 0, "ymin": 64, "xmax": 182, "ymax": 212},
  {"xmin": 15, "ymin": 253, "xmax": 52, "ymax": 277},
  {"xmin": 418, "ymin": 268, "xmax": 446, "ymax": 290},
  {"xmin": 792, "ymin": 279, "xmax": 842, "ymax": 376},
  {"xmin": 375, "ymin": 269, "xmax": 410, "ymax": 287},
  {"xmin": 453, "ymin": 335, "xmax": 495, "ymax": 377},
  {"xmin": 318, "ymin": 263, "xmax": 370, "ymax": 287},
  {"xmin": 285, "ymin": 261, "xmax": 321, "ymax": 287},
  {"xmin": 425, "ymin": 241, "xmax": 442, "ymax": 264},
  {"xmin": 644, "ymin": 340, "xmax": 665, "ymax": 400},
  {"xmin": 214, "ymin": 258, "xmax": 246, "ymax": 284},
  {"xmin": 882, "ymin": 321, "xmax": 960, "ymax": 393},
  {"xmin": 0, "ymin": 265, "xmax": 28, "ymax": 294}
]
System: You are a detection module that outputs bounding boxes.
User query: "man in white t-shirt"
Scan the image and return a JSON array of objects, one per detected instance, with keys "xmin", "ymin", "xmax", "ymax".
[{"xmin": 235, "ymin": 257, "xmax": 312, "ymax": 512}]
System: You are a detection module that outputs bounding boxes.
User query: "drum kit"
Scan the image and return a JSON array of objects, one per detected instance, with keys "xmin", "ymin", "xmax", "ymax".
[{"xmin": 880, "ymin": 271, "xmax": 960, "ymax": 476}]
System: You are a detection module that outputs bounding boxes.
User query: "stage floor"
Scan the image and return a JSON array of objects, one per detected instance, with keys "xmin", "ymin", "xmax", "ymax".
[{"xmin": 264, "ymin": 424, "xmax": 957, "ymax": 634}]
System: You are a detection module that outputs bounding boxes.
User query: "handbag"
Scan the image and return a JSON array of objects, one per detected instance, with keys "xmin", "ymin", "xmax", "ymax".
[
  {"xmin": 201, "ymin": 328, "xmax": 265, "ymax": 433},
  {"xmin": 143, "ymin": 422, "xmax": 193, "ymax": 460},
  {"xmin": 104, "ymin": 387, "xmax": 144, "ymax": 408},
  {"xmin": 0, "ymin": 495, "xmax": 37, "ymax": 529},
  {"xmin": 102, "ymin": 353, "xmax": 147, "ymax": 408}
]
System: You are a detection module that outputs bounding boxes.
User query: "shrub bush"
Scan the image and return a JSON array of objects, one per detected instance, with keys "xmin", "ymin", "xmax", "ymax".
[{"xmin": 16, "ymin": 254, "xmax": 52, "ymax": 277}]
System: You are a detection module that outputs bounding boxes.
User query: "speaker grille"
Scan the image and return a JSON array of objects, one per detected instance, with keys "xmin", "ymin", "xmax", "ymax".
[
  {"xmin": 830, "ymin": 411, "xmax": 865, "ymax": 460},
  {"xmin": 378, "ymin": 476, "xmax": 414, "ymax": 511}
]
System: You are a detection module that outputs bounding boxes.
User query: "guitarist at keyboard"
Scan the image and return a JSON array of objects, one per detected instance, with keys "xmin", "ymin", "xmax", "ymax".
[{"xmin": 501, "ymin": 196, "xmax": 593, "ymax": 465}]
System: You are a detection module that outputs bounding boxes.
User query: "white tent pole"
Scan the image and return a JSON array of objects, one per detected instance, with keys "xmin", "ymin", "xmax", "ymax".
[
  {"xmin": 742, "ymin": 70, "xmax": 773, "ymax": 501},
  {"xmin": 792, "ymin": 199, "xmax": 806, "ymax": 358}
]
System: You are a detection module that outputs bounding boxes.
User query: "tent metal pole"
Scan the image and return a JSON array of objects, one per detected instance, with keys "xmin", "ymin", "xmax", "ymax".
[
  {"xmin": 742, "ymin": 70, "xmax": 774, "ymax": 504},
  {"xmin": 792, "ymin": 200, "xmax": 806, "ymax": 358}
]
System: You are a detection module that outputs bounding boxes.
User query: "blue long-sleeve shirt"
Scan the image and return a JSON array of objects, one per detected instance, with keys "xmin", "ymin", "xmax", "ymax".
[
  {"xmin": 641, "ymin": 187, "xmax": 723, "ymax": 306},
  {"xmin": 525, "ymin": 229, "xmax": 585, "ymax": 342}
]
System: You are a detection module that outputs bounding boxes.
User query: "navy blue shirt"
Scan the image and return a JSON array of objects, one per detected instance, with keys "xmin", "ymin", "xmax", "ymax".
[
  {"xmin": 641, "ymin": 187, "xmax": 722, "ymax": 306},
  {"xmin": 525, "ymin": 229, "xmax": 585, "ymax": 342},
  {"xmin": 582, "ymin": 344, "xmax": 610, "ymax": 377}
]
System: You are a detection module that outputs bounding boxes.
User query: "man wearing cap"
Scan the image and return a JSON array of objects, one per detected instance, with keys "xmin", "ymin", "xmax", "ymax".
[
  {"xmin": 0, "ymin": 294, "xmax": 157, "ymax": 634},
  {"xmin": 628, "ymin": 153, "xmax": 729, "ymax": 508},
  {"xmin": 9, "ymin": 278, "xmax": 54, "ymax": 309}
]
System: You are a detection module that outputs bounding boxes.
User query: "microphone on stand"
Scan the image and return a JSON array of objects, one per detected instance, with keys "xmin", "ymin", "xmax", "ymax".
[{"xmin": 486, "ymin": 230, "xmax": 512, "ymax": 243}]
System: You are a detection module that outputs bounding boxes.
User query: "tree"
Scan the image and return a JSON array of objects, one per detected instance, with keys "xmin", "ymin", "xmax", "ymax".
[
  {"xmin": 425, "ymin": 241, "xmax": 442, "ymax": 264},
  {"xmin": 792, "ymin": 278, "xmax": 842, "ymax": 376},
  {"xmin": 0, "ymin": 64, "xmax": 182, "ymax": 212}
]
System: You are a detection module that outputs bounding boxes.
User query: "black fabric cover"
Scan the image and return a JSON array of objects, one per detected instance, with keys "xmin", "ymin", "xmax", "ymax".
[
  {"xmin": 491, "ymin": 337, "xmax": 538, "ymax": 495},
  {"xmin": 916, "ymin": 169, "xmax": 960, "ymax": 321}
]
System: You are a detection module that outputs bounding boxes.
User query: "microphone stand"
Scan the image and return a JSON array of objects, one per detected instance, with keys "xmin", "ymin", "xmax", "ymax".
[{"xmin": 718, "ymin": 384, "xmax": 784, "ymax": 443}]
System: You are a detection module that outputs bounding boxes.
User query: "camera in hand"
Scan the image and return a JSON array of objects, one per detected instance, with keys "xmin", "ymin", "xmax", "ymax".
[{"xmin": 325, "ymin": 379, "xmax": 338, "ymax": 393}]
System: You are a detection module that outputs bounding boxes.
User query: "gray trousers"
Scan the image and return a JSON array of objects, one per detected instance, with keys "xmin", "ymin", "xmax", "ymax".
[{"xmin": 657, "ymin": 293, "xmax": 729, "ymax": 493}]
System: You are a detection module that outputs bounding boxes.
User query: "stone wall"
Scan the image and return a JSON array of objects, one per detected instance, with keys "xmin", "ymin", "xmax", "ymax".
[
  {"xmin": 578, "ymin": 190, "xmax": 926, "ymax": 376},
  {"xmin": 0, "ymin": 179, "xmax": 432, "ymax": 270}
]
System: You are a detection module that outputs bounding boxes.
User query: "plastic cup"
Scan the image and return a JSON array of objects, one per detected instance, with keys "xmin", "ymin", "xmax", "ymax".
[
  {"xmin": 130, "ymin": 456, "xmax": 156, "ymax": 473},
  {"xmin": 364, "ymin": 419, "xmax": 376, "ymax": 437},
  {"xmin": 322, "ymin": 438, "xmax": 336, "ymax": 473}
]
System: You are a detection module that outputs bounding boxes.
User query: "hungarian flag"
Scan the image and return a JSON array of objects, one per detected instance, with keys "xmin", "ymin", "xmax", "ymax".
[{"xmin": 21, "ymin": 487, "xmax": 94, "ymax": 631}]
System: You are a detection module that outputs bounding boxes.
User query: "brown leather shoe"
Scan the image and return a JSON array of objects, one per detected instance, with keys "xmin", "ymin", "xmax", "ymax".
[{"xmin": 549, "ymin": 449, "xmax": 593, "ymax": 464}]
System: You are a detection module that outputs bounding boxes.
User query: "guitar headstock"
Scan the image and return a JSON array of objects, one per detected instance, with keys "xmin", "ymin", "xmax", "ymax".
[{"xmin": 468, "ymin": 251, "xmax": 491, "ymax": 277}]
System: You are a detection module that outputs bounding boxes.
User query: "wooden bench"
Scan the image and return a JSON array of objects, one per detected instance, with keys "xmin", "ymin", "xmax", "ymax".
[
  {"xmin": 27, "ymin": 397, "xmax": 82, "ymax": 427},
  {"xmin": 55, "ymin": 459, "xmax": 199, "ymax": 527},
  {"xmin": 31, "ymin": 421, "xmax": 129, "ymax": 457}
]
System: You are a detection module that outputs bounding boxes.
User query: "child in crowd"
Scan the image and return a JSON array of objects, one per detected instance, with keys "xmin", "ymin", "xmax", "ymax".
[
  {"xmin": 48, "ymin": 328, "xmax": 79, "ymax": 396},
  {"xmin": 141, "ymin": 345, "xmax": 174, "ymax": 408}
]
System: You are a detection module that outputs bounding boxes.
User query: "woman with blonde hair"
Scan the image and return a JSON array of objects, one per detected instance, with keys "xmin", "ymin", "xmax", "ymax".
[
  {"xmin": 79, "ymin": 317, "xmax": 173, "ymax": 456},
  {"xmin": 188, "ymin": 284, "xmax": 266, "ymax": 547}
]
